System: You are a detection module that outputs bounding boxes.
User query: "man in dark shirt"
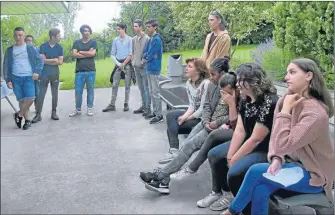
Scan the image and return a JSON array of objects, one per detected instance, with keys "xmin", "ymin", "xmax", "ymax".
[
  {"xmin": 69, "ymin": 24, "xmax": 98, "ymax": 117},
  {"xmin": 32, "ymin": 28, "xmax": 63, "ymax": 123}
]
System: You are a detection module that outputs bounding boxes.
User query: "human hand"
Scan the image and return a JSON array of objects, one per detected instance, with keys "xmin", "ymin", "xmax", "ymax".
[
  {"xmin": 209, "ymin": 121, "xmax": 217, "ymax": 129},
  {"xmin": 221, "ymin": 90, "xmax": 236, "ymax": 106},
  {"xmin": 177, "ymin": 116, "xmax": 186, "ymax": 125},
  {"xmin": 282, "ymin": 93, "xmax": 305, "ymax": 113},
  {"xmin": 227, "ymin": 155, "xmax": 237, "ymax": 168},
  {"xmin": 205, "ymin": 122, "xmax": 213, "ymax": 132},
  {"xmin": 7, "ymin": 82, "xmax": 13, "ymax": 89},
  {"xmin": 32, "ymin": 73, "xmax": 39, "ymax": 80},
  {"xmin": 221, "ymin": 124, "xmax": 230, "ymax": 129},
  {"xmin": 267, "ymin": 158, "xmax": 282, "ymax": 175}
]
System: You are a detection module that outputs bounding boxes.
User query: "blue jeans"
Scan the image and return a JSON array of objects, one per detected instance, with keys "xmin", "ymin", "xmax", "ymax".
[
  {"xmin": 134, "ymin": 66, "xmax": 150, "ymax": 111},
  {"xmin": 208, "ymin": 142, "xmax": 267, "ymax": 194},
  {"xmin": 228, "ymin": 163, "xmax": 324, "ymax": 215},
  {"xmin": 12, "ymin": 75, "xmax": 35, "ymax": 101},
  {"xmin": 74, "ymin": 71, "xmax": 96, "ymax": 110}
]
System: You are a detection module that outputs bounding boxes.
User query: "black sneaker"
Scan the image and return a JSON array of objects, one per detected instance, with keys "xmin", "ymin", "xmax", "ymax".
[
  {"xmin": 32, "ymin": 114, "xmax": 42, "ymax": 123},
  {"xmin": 145, "ymin": 113, "xmax": 155, "ymax": 119},
  {"xmin": 145, "ymin": 177, "xmax": 170, "ymax": 194},
  {"xmin": 22, "ymin": 120, "xmax": 32, "ymax": 130},
  {"xmin": 102, "ymin": 104, "xmax": 116, "ymax": 112},
  {"xmin": 139, "ymin": 171, "xmax": 159, "ymax": 184},
  {"xmin": 133, "ymin": 107, "xmax": 144, "ymax": 114},
  {"xmin": 150, "ymin": 115, "xmax": 164, "ymax": 124},
  {"xmin": 123, "ymin": 103, "xmax": 129, "ymax": 112},
  {"xmin": 142, "ymin": 110, "xmax": 150, "ymax": 117},
  {"xmin": 13, "ymin": 112, "xmax": 23, "ymax": 128}
]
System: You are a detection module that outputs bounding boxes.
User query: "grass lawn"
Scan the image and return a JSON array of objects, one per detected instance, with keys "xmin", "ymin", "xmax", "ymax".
[{"xmin": 59, "ymin": 44, "xmax": 256, "ymax": 90}]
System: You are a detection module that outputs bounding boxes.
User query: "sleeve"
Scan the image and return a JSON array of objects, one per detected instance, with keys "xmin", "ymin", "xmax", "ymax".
[
  {"xmin": 128, "ymin": 38, "xmax": 132, "ymax": 56},
  {"xmin": 193, "ymin": 80, "xmax": 209, "ymax": 119},
  {"xmin": 59, "ymin": 46, "xmax": 64, "ymax": 57},
  {"xmin": 92, "ymin": 40, "xmax": 98, "ymax": 50},
  {"xmin": 201, "ymin": 83, "xmax": 213, "ymax": 125},
  {"xmin": 3, "ymin": 49, "xmax": 10, "ymax": 82},
  {"xmin": 186, "ymin": 82, "xmax": 195, "ymax": 112},
  {"xmin": 146, "ymin": 37, "xmax": 161, "ymax": 62},
  {"xmin": 33, "ymin": 47, "xmax": 44, "ymax": 74},
  {"xmin": 201, "ymin": 34, "xmax": 210, "ymax": 60},
  {"xmin": 72, "ymin": 40, "xmax": 78, "ymax": 50},
  {"xmin": 256, "ymin": 96, "xmax": 277, "ymax": 130},
  {"xmin": 39, "ymin": 44, "xmax": 45, "ymax": 55},
  {"xmin": 111, "ymin": 39, "xmax": 117, "ymax": 57},
  {"xmin": 216, "ymin": 36, "xmax": 231, "ymax": 58}
]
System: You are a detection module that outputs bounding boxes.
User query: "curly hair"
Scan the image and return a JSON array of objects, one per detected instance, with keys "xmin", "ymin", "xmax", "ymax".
[
  {"xmin": 185, "ymin": 58, "xmax": 210, "ymax": 86},
  {"xmin": 235, "ymin": 63, "xmax": 277, "ymax": 100}
]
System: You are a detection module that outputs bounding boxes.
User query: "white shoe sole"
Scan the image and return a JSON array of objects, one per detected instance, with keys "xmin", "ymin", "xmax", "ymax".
[{"xmin": 144, "ymin": 183, "xmax": 170, "ymax": 194}]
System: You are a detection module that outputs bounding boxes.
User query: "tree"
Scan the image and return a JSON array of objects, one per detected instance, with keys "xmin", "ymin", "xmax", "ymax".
[
  {"xmin": 273, "ymin": 2, "xmax": 334, "ymax": 88},
  {"xmin": 59, "ymin": 2, "xmax": 81, "ymax": 39}
]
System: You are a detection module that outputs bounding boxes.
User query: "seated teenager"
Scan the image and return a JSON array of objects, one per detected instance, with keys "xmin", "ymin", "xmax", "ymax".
[
  {"xmin": 197, "ymin": 63, "xmax": 278, "ymax": 211},
  {"xmin": 159, "ymin": 58, "xmax": 210, "ymax": 164},
  {"xmin": 169, "ymin": 71, "xmax": 239, "ymax": 180},
  {"xmin": 222, "ymin": 58, "xmax": 334, "ymax": 215},
  {"xmin": 139, "ymin": 57, "xmax": 230, "ymax": 194}
]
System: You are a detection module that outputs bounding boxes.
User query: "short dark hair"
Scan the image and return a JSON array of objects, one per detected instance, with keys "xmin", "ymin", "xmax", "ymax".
[
  {"xmin": 145, "ymin": 19, "xmax": 158, "ymax": 28},
  {"xmin": 25, "ymin": 35, "xmax": 34, "ymax": 41},
  {"xmin": 210, "ymin": 56, "xmax": 230, "ymax": 74},
  {"xmin": 80, "ymin": 24, "xmax": 92, "ymax": 34},
  {"xmin": 116, "ymin": 23, "xmax": 127, "ymax": 32},
  {"xmin": 133, "ymin": 19, "xmax": 144, "ymax": 28},
  {"xmin": 14, "ymin": 27, "xmax": 24, "ymax": 32},
  {"xmin": 49, "ymin": 28, "xmax": 61, "ymax": 39}
]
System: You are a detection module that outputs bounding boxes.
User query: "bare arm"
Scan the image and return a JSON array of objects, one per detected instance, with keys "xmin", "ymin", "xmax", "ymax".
[
  {"xmin": 72, "ymin": 49, "xmax": 85, "ymax": 59},
  {"xmin": 79, "ymin": 48, "xmax": 96, "ymax": 57},
  {"xmin": 231, "ymin": 122, "xmax": 270, "ymax": 161},
  {"xmin": 227, "ymin": 114, "xmax": 246, "ymax": 159},
  {"xmin": 41, "ymin": 54, "xmax": 63, "ymax": 65}
]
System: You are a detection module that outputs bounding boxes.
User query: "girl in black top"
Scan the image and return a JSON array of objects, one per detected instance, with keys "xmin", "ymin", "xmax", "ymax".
[{"xmin": 197, "ymin": 63, "xmax": 279, "ymax": 212}]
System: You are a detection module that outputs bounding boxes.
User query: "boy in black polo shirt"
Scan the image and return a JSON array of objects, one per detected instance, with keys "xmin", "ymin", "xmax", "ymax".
[{"xmin": 32, "ymin": 28, "xmax": 63, "ymax": 123}]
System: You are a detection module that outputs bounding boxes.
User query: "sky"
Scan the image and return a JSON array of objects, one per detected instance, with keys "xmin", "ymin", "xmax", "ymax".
[{"xmin": 73, "ymin": 2, "xmax": 121, "ymax": 33}]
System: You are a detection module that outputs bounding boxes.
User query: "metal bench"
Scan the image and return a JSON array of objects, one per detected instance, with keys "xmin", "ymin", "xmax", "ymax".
[{"xmin": 158, "ymin": 75, "xmax": 189, "ymax": 110}]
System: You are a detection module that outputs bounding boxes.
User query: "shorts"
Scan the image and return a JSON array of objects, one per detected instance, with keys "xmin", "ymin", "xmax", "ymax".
[{"xmin": 12, "ymin": 75, "xmax": 36, "ymax": 101}]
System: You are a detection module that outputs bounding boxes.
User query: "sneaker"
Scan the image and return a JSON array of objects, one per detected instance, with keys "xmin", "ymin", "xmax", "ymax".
[
  {"xmin": 102, "ymin": 104, "xmax": 115, "ymax": 112},
  {"xmin": 87, "ymin": 108, "xmax": 94, "ymax": 116},
  {"xmin": 210, "ymin": 193, "xmax": 234, "ymax": 211},
  {"xmin": 22, "ymin": 120, "xmax": 32, "ymax": 130},
  {"xmin": 69, "ymin": 110, "xmax": 81, "ymax": 117},
  {"xmin": 197, "ymin": 191, "xmax": 223, "ymax": 208},
  {"xmin": 133, "ymin": 106, "xmax": 144, "ymax": 114},
  {"xmin": 51, "ymin": 111, "xmax": 59, "ymax": 120},
  {"xmin": 139, "ymin": 171, "xmax": 159, "ymax": 184},
  {"xmin": 123, "ymin": 103, "xmax": 129, "ymax": 112},
  {"xmin": 170, "ymin": 167, "xmax": 195, "ymax": 180},
  {"xmin": 145, "ymin": 177, "xmax": 170, "ymax": 194},
  {"xmin": 13, "ymin": 112, "xmax": 23, "ymax": 128},
  {"xmin": 145, "ymin": 113, "xmax": 155, "ymax": 119},
  {"xmin": 32, "ymin": 114, "xmax": 42, "ymax": 123},
  {"xmin": 158, "ymin": 148, "xmax": 179, "ymax": 164},
  {"xmin": 150, "ymin": 115, "xmax": 164, "ymax": 124}
]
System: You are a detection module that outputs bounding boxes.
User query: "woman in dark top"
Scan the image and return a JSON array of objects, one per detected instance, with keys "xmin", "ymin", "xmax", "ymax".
[{"xmin": 197, "ymin": 63, "xmax": 279, "ymax": 212}]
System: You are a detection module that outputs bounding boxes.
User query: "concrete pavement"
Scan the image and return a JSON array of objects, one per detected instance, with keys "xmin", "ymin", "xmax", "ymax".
[{"xmin": 1, "ymin": 86, "xmax": 217, "ymax": 214}]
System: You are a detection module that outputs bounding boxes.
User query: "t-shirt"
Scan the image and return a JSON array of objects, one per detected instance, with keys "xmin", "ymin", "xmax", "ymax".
[
  {"xmin": 208, "ymin": 33, "xmax": 217, "ymax": 53},
  {"xmin": 12, "ymin": 43, "xmax": 32, "ymax": 77},
  {"xmin": 72, "ymin": 39, "xmax": 98, "ymax": 72},
  {"xmin": 238, "ymin": 94, "xmax": 279, "ymax": 152},
  {"xmin": 39, "ymin": 42, "xmax": 63, "ymax": 80}
]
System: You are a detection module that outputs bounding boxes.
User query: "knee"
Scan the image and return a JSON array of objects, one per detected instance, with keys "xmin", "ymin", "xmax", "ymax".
[{"xmin": 208, "ymin": 148, "xmax": 222, "ymax": 165}]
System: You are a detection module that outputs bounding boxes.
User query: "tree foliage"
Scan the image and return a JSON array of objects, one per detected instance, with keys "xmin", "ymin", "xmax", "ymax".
[{"xmin": 273, "ymin": 2, "xmax": 334, "ymax": 88}]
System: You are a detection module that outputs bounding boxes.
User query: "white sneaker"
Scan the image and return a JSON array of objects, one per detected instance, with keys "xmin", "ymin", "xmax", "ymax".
[
  {"xmin": 87, "ymin": 108, "xmax": 94, "ymax": 116},
  {"xmin": 197, "ymin": 191, "xmax": 222, "ymax": 208},
  {"xmin": 170, "ymin": 167, "xmax": 195, "ymax": 180},
  {"xmin": 210, "ymin": 192, "xmax": 234, "ymax": 211},
  {"xmin": 158, "ymin": 148, "xmax": 179, "ymax": 164},
  {"xmin": 69, "ymin": 109, "xmax": 81, "ymax": 117}
]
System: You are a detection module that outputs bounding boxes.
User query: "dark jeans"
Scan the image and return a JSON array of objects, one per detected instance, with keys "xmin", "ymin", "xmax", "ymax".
[
  {"xmin": 35, "ymin": 77, "xmax": 59, "ymax": 114},
  {"xmin": 166, "ymin": 109, "xmax": 200, "ymax": 149},
  {"xmin": 188, "ymin": 128, "xmax": 233, "ymax": 172},
  {"xmin": 208, "ymin": 142, "xmax": 267, "ymax": 194}
]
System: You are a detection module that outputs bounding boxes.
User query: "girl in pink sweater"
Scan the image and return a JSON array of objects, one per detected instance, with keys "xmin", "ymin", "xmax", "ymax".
[{"xmin": 222, "ymin": 58, "xmax": 334, "ymax": 215}]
